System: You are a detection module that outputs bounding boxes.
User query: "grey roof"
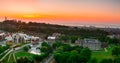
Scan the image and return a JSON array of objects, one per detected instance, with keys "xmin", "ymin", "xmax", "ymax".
[{"xmin": 84, "ymin": 39, "xmax": 101, "ymax": 44}]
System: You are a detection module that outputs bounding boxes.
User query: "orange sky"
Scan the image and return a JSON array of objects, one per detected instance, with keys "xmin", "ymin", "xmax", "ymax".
[{"xmin": 0, "ymin": 0, "xmax": 120, "ymax": 27}]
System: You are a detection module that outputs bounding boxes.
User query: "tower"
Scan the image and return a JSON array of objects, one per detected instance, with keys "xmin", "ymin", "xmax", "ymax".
[{"xmin": 5, "ymin": 17, "xmax": 7, "ymax": 21}]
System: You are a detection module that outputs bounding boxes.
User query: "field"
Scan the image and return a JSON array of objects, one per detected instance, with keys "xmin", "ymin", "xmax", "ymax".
[
  {"xmin": 15, "ymin": 50, "xmax": 36, "ymax": 60},
  {"xmin": 2, "ymin": 50, "xmax": 36, "ymax": 63},
  {"xmin": 91, "ymin": 45, "xmax": 115, "ymax": 63}
]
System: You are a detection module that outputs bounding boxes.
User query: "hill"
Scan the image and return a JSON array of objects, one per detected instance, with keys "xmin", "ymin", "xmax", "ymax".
[{"xmin": 0, "ymin": 20, "xmax": 108, "ymax": 38}]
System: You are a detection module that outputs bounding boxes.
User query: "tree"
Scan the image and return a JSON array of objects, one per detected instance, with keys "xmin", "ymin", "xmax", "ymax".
[
  {"xmin": 53, "ymin": 41, "xmax": 63, "ymax": 49},
  {"xmin": 34, "ymin": 54, "xmax": 46, "ymax": 62},
  {"xmin": 100, "ymin": 58, "xmax": 113, "ymax": 63},
  {"xmin": 80, "ymin": 48, "xmax": 91, "ymax": 62},
  {"xmin": 77, "ymin": 54, "xmax": 87, "ymax": 63},
  {"xmin": 88, "ymin": 58, "xmax": 97, "ymax": 63},
  {"xmin": 114, "ymin": 56, "xmax": 120, "ymax": 63},
  {"xmin": 54, "ymin": 52, "xmax": 63, "ymax": 63},
  {"xmin": 66, "ymin": 50, "xmax": 78, "ymax": 63},
  {"xmin": 23, "ymin": 46, "xmax": 29, "ymax": 52},
  {"xmin": 63, "ymin": 44, "xmax": 71, "ymax": 51},
  {"xmin": 60, "ymin": 36, "xmax": 69, "ymax": 42},
  {"xmin": 41, "ymin": 42, "xmax": 48, "ymax": 46},
  {"xmin": 100, "ymin": 59, "xmax": 108, "ymax": 63},
  {"xmin": 72, "ymin": 46, "xmax": 83, "ymax": 53},
  {"xmin": 54, "ymin": 44, "xmax": 91, "ymax": 63},
  {"xmin": 112, "ymin": 46, "xmax": 120, "ymax": 56},
  {"xmin": 113, "ymin": 38, "xmax": 119, "ymax": 45},
  {"xmin": 40, "ymin": 46, "xmax": 48, "ymax": 52},
  {"xmin": 61, "ymin": 52, "xmax": 69, "ymax": 63},
  {"xmin": 0, "ymin": 45, "xmax": 10, "ymax": 53},
  {"xmin": 57, "ymin": 46, "xmax": 64, "ymax": 51},
  {"xmin": 41, "ymin": 42, "xmax": 53, "ymax": 53},
  {"xmin": 70, "ymin": 36, "xmax": 78, "ymax": 43}
]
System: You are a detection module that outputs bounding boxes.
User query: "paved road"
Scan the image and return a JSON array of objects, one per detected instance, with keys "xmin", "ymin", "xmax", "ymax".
[
  {"xmin": 43, "ymin": 54, "xmax": 53, "ymax": 63},
  {"xmin": 43, "ymin": 42, "xmax": 55, "ymax": 63}
]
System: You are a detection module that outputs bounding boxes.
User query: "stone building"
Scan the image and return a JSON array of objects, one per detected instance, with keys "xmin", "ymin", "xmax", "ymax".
[
  {"xmin": 0, "ymin": 32, "xmax": 5, "ymax": 41},
  {"xmin": 12, "ymin": 33, "xmax": 30, "ymax": 43},
  {"xmin": 82, "ymin": 39, "xmax": 101, "ymax": 50},
  {"xmin": 31, "ymin": 37, "xmax": 41, "ymax": 45}
]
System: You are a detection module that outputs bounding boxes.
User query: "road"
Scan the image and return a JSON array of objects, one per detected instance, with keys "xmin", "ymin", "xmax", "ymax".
[
  {"xmin": 42, "ymin": 42, "xmax": 54, "ymax": 63},
  {"xmin": 43, "ymin": 54, "xmax": 53, "ymax": 63}
]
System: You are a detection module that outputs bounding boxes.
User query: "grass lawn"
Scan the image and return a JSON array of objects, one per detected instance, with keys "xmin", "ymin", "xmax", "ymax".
[
  {"xmin": 91, "ymin": 45, "xmax": 115, "ymax": 63},
  {"xmin": 2, "ymin": 50, "xmax": 36, "ymax": 63},
  {"xmin": 15, "ymin": 50, "xmax": 36, "ymax": 60},
  {"xmin": 3, "ymin": 52, "xmax": 18, "ymax": 63},
  {"xmin": 2, "ymin": 53, "xmax": 10, "ymax": 63},
  {"xmin": 8, "ymin": 53, "xmax": 17, "ymax": 63}
]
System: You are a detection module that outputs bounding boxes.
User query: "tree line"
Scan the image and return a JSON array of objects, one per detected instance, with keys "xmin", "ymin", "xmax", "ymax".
[
  {"xmin": 53, "ymin": 42, "xmax": 91, "ymax": 63},
  {"xmin": 0, "ymin": 20, "xmax": 108, "ymax": 38}
]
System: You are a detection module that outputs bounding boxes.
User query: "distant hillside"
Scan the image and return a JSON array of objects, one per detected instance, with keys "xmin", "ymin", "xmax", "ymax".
[{"xmin": 0, "ymin": 20, "xmax": 108, "ymax": 38}]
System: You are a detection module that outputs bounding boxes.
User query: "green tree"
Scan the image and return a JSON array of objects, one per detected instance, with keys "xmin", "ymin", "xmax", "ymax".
[
  {"xmin": 61, "ymin": 52, "xmax": 69, "ymax": 63},
  {"xmin": 60, "ymin": 36, "xmax": 69, "ymax": 42},
  {"xmin": 40, "ymin": 46, "xmax": 48, "ymax": 52},
  {"xmin": 72, "ymin": 46, "xmax": 83, "ymax": 53},
  {"xmin": 41, "ymin": 42, "xmax": 48, "ymax": 46},
  {"xmin": 112, "ymin": 46, "xmax": 120, "ymax": 56},
  {"xmin": 23, "ymin": 46, "xmax": 29, "ymax": 52},
  {"xmin": 77, "ymin": 54, "xmax": 87, "ymax": 63},
  {"xmin": 53, "ymin": 44, "xmax": 92, "ymax": 63},
  {"xmin": 70, "ymin": 36, "xmax": 78, "ymax": 43},
  {"xmin": 88, "ymin": 58, "xmax": 97, "ymax": 63},
  {"xmin": 66, "ymin": 50, "xmax": 78, "ymax": 63},
  {"xmin": 53, "ymin": 42, "xmax": 63, "ymax": 49},
  {"xmin": 80, "ymin": 48, "xmax": 91, "ymax": 62},
  {"xmin": 54, "ymin": 52, "xmax": 63, "ymax": 63},
  {"xmin": 114, "ymin": 56, "xmax": 120, "ymax": 63},
  {"xmin": 41, "ymin": 42, "xmax": 53, "ymax": 53},
  {"xmin": 100, "ymin": 58, "xmax": 113, "ymax": 63},
  {"xmin": 63, "ymin": 44, "xmax": 71, "ymax": 51},
  {"xmin": 34, "ymin": 54, "xmax": 47, "ymax": 62}
]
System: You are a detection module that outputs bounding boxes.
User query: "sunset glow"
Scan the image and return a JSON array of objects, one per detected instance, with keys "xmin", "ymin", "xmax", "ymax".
[{"xmin": 0, "ymin": 0, "xmax": 120, "ymax": 27}]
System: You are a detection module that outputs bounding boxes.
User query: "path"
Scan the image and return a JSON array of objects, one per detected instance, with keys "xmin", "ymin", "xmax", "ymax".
[
  {"xmin": 0, "ymin": 49, "xmax": 13, "ymax": 61},
  {"xmin": 0, "ymin": 43, "xmax": 31, "ymax": 62},
  {"xmin": 43, "ymin": 54, "xmax": 53, "ymax": 63},
  {"xmin": 104, "ymin": 48, "xmax": 108, "ymax": 52}
]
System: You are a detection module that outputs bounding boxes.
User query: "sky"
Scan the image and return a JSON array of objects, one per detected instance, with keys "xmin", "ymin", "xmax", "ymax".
[{"xmin": 0, "ymin": 0, "xmax": 120, "ymax": 27}]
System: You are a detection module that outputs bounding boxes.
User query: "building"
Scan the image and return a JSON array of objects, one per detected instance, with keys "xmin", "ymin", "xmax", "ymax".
[
  {"xmin": 52, "ymin": 33, "xmax": 61, "ymax": 39},
  {"xmin": 75, "ymin": 38, "xmax": 83, "ymax": 46},
  {"xmin": 12, "ymin": 33, "xmax": 31, "ymax": 43},
  {"xmin": 82, "ymin": 39, "xmax": 101, "ymax": 50},
  {"xmin": 5, "ymin": 35, "xmax": 13, "ymax": 42},
  {"xmin": 0, "ymin": 32, "xmax": 5, "ymax": 41},
  {"xmin": 31, "ymin": 36, "xmax": 41, "ymax": 45},
  {"xmin": 47, "ymin": 36, "xmax": 56, "ymax": 42},
  {"xmin": 107, "ymin": 35, "xmax": 115, "ymax": 39},
  {"xmin": 47, "ymin": 36, "xmax": 56, "ymax": 45},
  {"xmin": 47, "ymin": 36, "xmax": 56, "ymax": 40}
]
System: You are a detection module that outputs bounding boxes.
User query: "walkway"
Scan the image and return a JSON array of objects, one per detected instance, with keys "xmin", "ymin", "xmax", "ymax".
[{"xmin": 0, "ymin": 43, "xmax": 31, "ymax": 62}]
